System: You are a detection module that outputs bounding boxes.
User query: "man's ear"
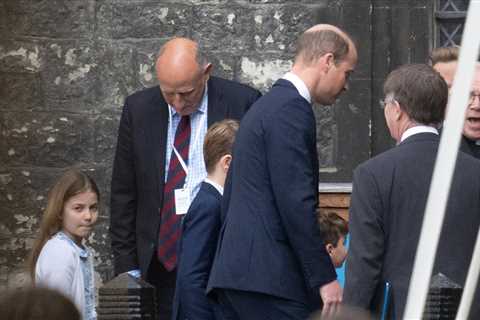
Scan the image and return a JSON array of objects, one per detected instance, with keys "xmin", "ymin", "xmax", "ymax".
[
  {"xmin": 324, "ymin": 53, "xmax": 335, "ymax": 70},
  {"xmin": 220, "ymin": 154, "xmax": 232, "ymax": 172},
  {"xmin": 326, "ymin": 243, "xmax": 334, "ymax": 256},
  {"xmin": 203, "ymin": 63, "xmax": 213, "ymax": 80},
  {"xmin": 393, "ymin": 101, "xmax": 403, "ymax": 120}
]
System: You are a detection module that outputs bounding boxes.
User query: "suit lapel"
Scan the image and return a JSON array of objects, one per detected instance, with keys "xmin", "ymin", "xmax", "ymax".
[
  {"xmin": 145, "ymin": 87, "xmax": 169, "ymax": 199},
  {"xmin": 207, "ymin": 77, "xmax": 227, "ymax": 126}
]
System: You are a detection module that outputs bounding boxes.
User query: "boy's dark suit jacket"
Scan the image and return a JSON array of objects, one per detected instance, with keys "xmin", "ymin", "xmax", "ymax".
[
  {"xmin": 172, "ymin": 182, "xmax": 222, "ymax": 320},
  {"xmin": 344, "ymin": 132, "xmax": 480, "ymax": 319},
  {"xmin": 110, "ymin": 76, "xmax": 261, "ymax": 277},
  {"xmin": 207, "ymin": 79, "xmax": 337, "ymax": 310}
]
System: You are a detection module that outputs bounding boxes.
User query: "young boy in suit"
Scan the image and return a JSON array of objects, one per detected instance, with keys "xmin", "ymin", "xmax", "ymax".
[
  {"xmin": 318, "ymin": 212, "xmax": 349, "ymax": 268},
  {"xmin": 172, "ymin": 119, "xmax": 239, "ymax": 320}
]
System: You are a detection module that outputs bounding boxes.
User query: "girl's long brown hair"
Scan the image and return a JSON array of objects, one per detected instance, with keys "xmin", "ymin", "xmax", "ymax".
[{"xmin": 28, "ymin": 169, "xmax": 100, "ymax": 283}]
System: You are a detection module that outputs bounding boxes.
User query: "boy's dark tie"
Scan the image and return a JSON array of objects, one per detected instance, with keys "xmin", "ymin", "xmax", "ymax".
[{"xmin": 157, "ymin": 115, "xmax": 191, "ymax": 271}]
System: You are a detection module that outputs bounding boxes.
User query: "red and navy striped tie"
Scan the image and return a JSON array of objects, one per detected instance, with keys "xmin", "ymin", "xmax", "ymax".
[{"xmin": 157, "ymin": 115, "xmax": 191, "ymax": 271}]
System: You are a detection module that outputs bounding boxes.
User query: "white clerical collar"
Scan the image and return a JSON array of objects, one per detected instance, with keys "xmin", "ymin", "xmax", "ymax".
[
  {"xmin": 401, "ymin": 125, "xmax": 439, "ymax": 142},
  {"xmin": 282, "ymin": 72, "xmax": 311, "ymax": 103},
  {"xmin": 204, "ymin": 178, "xmax": 224, "ymax": 195}
]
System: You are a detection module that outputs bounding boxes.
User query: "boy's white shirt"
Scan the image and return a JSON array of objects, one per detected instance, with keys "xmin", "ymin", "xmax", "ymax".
[{"xmin": 204, "ymin": 177, "xmax": 224, "ymax": 195}]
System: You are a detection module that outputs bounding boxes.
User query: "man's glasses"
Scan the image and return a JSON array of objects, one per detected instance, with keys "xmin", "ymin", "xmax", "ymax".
[{"xmin": 469, "ymin": 92, "xmax": 480, "ymax": 105}]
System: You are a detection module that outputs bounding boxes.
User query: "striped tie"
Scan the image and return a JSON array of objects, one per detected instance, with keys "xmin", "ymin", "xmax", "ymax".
[{"xmin": 157, "ymin": 115, "xmax": 191, "ymax": 271}]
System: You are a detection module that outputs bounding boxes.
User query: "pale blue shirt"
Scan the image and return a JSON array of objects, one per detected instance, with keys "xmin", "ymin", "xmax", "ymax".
[{"xmin": 165, "ymin": 86, "xmax": 209, "ymax": 201}]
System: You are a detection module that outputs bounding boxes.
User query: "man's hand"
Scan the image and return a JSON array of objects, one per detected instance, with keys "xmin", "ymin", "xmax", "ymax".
[{"xmin": 320, "ymin": 280, "xmax": 343, "ymax": 317}]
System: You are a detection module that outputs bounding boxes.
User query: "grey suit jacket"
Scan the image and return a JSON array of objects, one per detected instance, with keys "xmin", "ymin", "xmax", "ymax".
[{"xmin": 344, "ymin": 132, "xmax": 480, "ymax": 319}]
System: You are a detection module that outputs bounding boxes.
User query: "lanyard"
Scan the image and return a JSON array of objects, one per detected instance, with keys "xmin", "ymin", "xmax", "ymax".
[{"xmin": 168, "ymin": 106, "xmax": 206, "ymax": 185}]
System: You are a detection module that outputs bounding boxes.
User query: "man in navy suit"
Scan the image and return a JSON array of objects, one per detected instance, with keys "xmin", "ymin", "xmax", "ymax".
[
  {"xmin": 110, "ymin": 38, "xmax": 261, "ymax": 319},
  {"xmin": 207, "ymin": 24, "xmax": 358, "ymax": 319},
  {"xmin": 343, "ymin": 64, "xmax": 480, "ymax": 319},
  {"xmin": 173, "ymin": 119, "xmax": 239, "ymax": 320}
]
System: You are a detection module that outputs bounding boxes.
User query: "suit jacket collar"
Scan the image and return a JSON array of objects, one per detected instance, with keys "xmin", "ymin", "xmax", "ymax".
[
  {"xmin": 202, "ymin": 181, "xmax": 222, "ymax": 200},
  {"xmin": 146, "ymin": 87, "xmax": 169, "ymax": 197},
  {"xmin": 207, "ymin": 77, "xmax": 228, "ymax": 126},
  {"xmin": 273, "ymin": 78, "xmax": 299, "ymax": 91},
  {"xmin": 399, "ymin": 132, "xmax": 439, "ymax": 146}
]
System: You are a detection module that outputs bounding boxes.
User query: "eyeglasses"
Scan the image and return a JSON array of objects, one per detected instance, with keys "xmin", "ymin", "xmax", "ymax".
[{"xmin": 469, "ymin": 92, "xmax": 480, "ymax": 105}]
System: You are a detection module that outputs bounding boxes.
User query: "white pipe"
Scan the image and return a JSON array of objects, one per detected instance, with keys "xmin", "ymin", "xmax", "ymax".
[{"xmin": 403, "ymin": 1, "xmax": 480, "ymax": 319}]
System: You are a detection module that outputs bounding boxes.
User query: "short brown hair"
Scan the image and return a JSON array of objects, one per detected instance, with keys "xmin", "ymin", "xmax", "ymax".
[
  {"xmin": 204, "ymin": 119, "xmax": 239, "ymax": 173},
  {"xmin": 318, "ymin": 212, "xmax": 348, "ymax": 247},
  {"xmin": 295, "ymin": 29, "xmax": 351, "ymax": 65},
  {"xmin": 429, "ymin": 46, "xmax": 459, "ymax": 66},
  {"xmin": 383, "ymin": 64, "xmax": 448, "ymax": 125}
]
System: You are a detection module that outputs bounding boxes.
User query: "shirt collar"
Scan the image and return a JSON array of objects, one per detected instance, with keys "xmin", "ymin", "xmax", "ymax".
[
  {"xmin": 401, "ymin": 125, "xmax": 439, "ymax": 142},
  {"xmin": 204, "ymin": 177, "xmax": 224, "ymax": 195},
  {"xmin": 169, "ymin": 84, "xmax": 208, "ymax": 117},
  {"xmin": 56, "ymin": 231, "xmax": 89, "ymax": 258},
  {"xmin": 282, "ymin": 72, "xmax": 311, "ymax": 103}
]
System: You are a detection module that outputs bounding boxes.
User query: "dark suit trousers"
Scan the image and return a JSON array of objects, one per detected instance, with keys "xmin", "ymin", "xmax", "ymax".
[
  {"xmin": 147, "ymin": 257, "xmax": 177, "ymax": 320},
  {"xmin": 214, "ymin": 289, "xmax": 311, "ymax": 320}
]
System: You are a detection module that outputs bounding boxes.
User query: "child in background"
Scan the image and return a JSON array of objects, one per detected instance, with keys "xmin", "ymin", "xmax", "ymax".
[
  {"xmin": 318, "ymin": 212, "xmax": 349, "ymax": 268},
  {"xmin": 172, "ymin": 119, "xmax": 239, "ymax": 320},
  {"xmin": 28, "ymin": 169, "xmax": 99, "ymax": 320}
]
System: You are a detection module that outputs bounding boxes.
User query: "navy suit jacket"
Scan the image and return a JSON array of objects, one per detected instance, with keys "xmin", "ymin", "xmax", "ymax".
[
  {"xmin": 172, "ymin": 182, "xmax": 222, "ymax": 320},
  {"xmin": 344, "ymin": 133, "xmax": 480, "ymax": 319},
  {"xmin": 207, "ymin": 79, "xmax": 336, "ymax": 310},
  {"xmin": 110, "ymin": 77, "xmax": 261, "ymax": 277}
]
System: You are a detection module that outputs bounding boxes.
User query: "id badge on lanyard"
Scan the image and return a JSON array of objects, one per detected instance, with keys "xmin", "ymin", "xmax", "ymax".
[{"xmin": 168, "ymin": 107, "xmax": 205, "ymax": 215}]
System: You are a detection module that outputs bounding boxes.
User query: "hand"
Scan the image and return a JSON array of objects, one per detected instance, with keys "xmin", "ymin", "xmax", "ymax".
[{"xmin": 319, "ymin": 280, "xmax": 342, "ymax": 318}]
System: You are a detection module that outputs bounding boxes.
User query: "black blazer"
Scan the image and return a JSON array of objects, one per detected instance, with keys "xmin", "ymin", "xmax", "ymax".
[
  {"xmin": 344, "ymin": 133, "xmax": 480, "ymax": 319},
  {"xmin": 207, "ymin": 79, "xmax": 336, "ymax": 309},
  {"xmin": 172, "ymin": 182, "xmax": 222, "ymax": 320},
  {"xmin": 110, "ymin": 76, "xmax": 261, "ymax": 277},
  {"xmin": 460, "ymin": 135, "xmax": 480, "ymax": 159}
]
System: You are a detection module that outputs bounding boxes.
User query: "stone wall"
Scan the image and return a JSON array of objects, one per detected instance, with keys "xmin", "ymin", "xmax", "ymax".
[{"xmin": 0, "ymin": 0, "xmax": 433, "ymax": 290}]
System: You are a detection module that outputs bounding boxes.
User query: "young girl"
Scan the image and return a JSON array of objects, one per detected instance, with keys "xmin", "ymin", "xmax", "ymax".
[{"xmin": 28, "ymin": 169, "xmax": 99, "ymax": 320}]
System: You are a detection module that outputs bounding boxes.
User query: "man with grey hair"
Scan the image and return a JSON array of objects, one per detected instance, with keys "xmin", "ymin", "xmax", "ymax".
[
  {"xmin": 110, "ymin": 37, "xmax": 261, "ymax": 318},
  {"xmin": 207, "ymin": 24, "xmax": 357, "ymax": 319},
  {"xmin": 344, "ymin": 64, "xmax": 480, "ymax": 319}
]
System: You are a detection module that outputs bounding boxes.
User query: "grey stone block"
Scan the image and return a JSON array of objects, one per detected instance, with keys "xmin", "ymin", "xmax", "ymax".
[
  {"xmin": 207, "ymin": 51, "xmax": 236, "ymax": 81},
  {"xmin": 252, "ymin": 4, "xmax": 325, "ymax": 55},
  {"xmin": 94, "ymin": 41, "xmax": 139, "ymax": 113},
  {"xmin": 191, "ymin": 5, "xmax": 255, "ymax": 52},
  {"xmin": 4, "ymin": 0, "xmax": 95, "ymax": 39},
  {"xmin": 0, "ymin": 72, "xmax": 44, "ymax": 110},
  {"xmin": 1, "ymin": 111, "xmax": 95, "ymax": 167},
  {"xmin": 314, "ymin": 104, "xmax": 336, "ymax": 169},
  {"xmin": 94, "ymin": 114, "xmax": 120, "ymax": 165},
  {"xmin": 0, "ymin": 40, "xmax": 44, "ymax": 73},
  {"xmin": 40, "ymin": 40, "xmax": 99, "ymax": 113},
  {"xmin": 237, "ymin": 54, "xmax": 292, "ymax": 92},
  {"xmin": 97, "ymin": 2, "xmax": 191, "ymax": 39}
]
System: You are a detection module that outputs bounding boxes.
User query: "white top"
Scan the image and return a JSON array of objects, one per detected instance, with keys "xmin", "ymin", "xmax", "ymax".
[
  {"xmin": 401, "ymin": 125, "xmax": 439, "ymax": 142},
  {"xmin": 282, "ymin": 72, "xmax": 311, "ymax": 103},
  {"xmin": 35, "ymin": 232, "xmax": 95, "ymax": 320},
  {"xmin": 204, "ymin": 177, "xmax": 224, "ymax": 196}
]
